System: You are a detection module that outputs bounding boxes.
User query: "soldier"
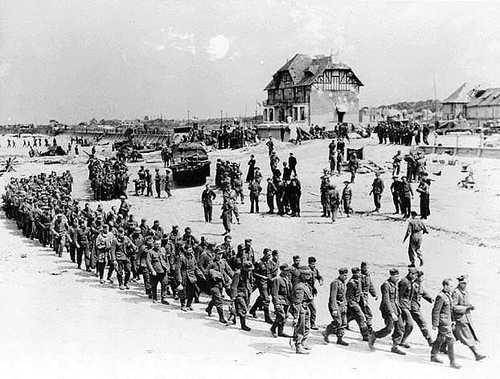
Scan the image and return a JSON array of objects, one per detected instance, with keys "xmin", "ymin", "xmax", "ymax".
[
  {"xmin": 348, "ymin": 153, "xmax": 359, "ymax": 183},
  {"xmin": 326, "ymin": 183, "xmax": 340, "ymax": 222},
  {"xmin": 95, "ymin": 225, "xmax": 112, "ymax": 284},
  {"xmin": 307, "ymin": 256, "xmax": 323, "ymax": 330},
  {"xmin": 164, "ymin": 169, "xmax": 172, "ymax": 197},
  {"xmin": 322, "ymin": 268, "xmax": 349, "ymax": 346},
  {"xmin": 399, "ymin": 176, "xmax": 413, "ymax": 218},
  {"xmin": 145, "ymin": 169, "xmax": 153, "ymax": 196},
  {"xmin": 339, "ymin": 181, "xmax": 352, "ymax": 217},
  {"xmin": 430, "ymin": 278, "xmax": 461, "ymax": 369},
  {"xmin": 368, "ymin": 268, "xmax": 406, "ymax": 355},
  {"xmin": 51, "ymin": 212, "xmax": 69, "ymax": 257},
  {"xmin": 249, "ymin": 249, "xmax": 274, "ymax": 324},
  {"xmin": 397, "ymin": 268, "xmax": 418, "ymax": 348},
  {"xmin": 177, "ymin": 247, "xmax": 205, "ymax": 311},
  {"xmin": 248, "ymin": 179, "xmax": 261, "ymax": 213},
  {"xmin": 118, "ymin": 196, "xmax": 130, "ymax": 219},
  {"xmin": 392, "ymin": 150, "xmax": 402, "ymax": 176},
  {"xmin": 320, "ymin": 169, "xmax": 331, "ymax": 217},
  {"xmin": 291, "ymin": 266, "xmax": 314, "ymax": 354},
  {"xmin": 114, "ymin": 227, "xmax": 136, "ymax": 290},
  {"xmin": 328, "ymin": 139, "xmax": 337, "ymax": 173},
  {"xmin": 403, "ymin": 270, "xmax": 433, "ymax": 346},
  {"xmin": 403, "ymin": 211, "xmax": 428, "ymax": 267},
  {"xmin": 230, "ymin": 261, "xmax": 254, "ymax": 331},
  {"xmin": 270, "ymin": 263, "xmax": 292, "ymax": 338},
  {"xmin": 139, "ymin": 235, "xmax": 153, "ymax": 296},
  {"xmin": 266, "ymin": 136, "xmax": 274, "ymax": 156},
  {"xmin": 288, "ymin": 152, "xmax": 297, "ymax": 176},
  {"xmin": 206, "ymin": 249, "xmax": 234, "ymax": 323},
  {"xmin": 221, "ymin": 200, "xmax": 232, "ymax": 235},
  {"xmin": 346, "ymin": 267, "xmax": 370, "ymax": 341},
  {"xmin": 146, "ymin": 239, "xmax": 170, "ymax": 303},
  {"xmin": 154, "ymin": 168, "xmax": 162, "ymax": 198},
  {"xmin": 452, "ymin": 275, "xmax": 486, "ymax": 361},
  {"xmin": 390, "ymin": 176, "xmax": 402, "ymax": 214},
  {"xmin": 359, "ymin": 262, "xmax": 377, "ymax": 331},
  {"xmin": 266, "ymin": 178, "xmax": 277, "ymax": 214},
  {"xmin": 416, "ymin": 177, "xmax": 431, "ymax": 219},
  {"xmin": 75, "ymin": 219, "xmax": 90, "ymax": 271},
  {"xmin": 201, "ymin": 184, "xmax": 216, "ymax": 222},
  {"xmin": 369, "ymin": 172, "xmax": 384, "ymax": 213}
]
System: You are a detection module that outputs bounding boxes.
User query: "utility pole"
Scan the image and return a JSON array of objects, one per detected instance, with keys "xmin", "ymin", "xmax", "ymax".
[
  {"xmin": 220, "ymin": 110, "xmax": 223, "ymax": 129},
  {"xmin": 187, "ymin": 110, "xmax": 190, "ymax": 125}
]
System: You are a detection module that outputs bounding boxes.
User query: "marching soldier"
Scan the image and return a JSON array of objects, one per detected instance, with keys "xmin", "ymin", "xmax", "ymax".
[
  {"xmin": 368, "ymin": 268, "xmax": 406, "ymax": 355},
  {"xmin": 206, "ymin": 249, "xmax": 234, "ymax": 323},
  {"xmin": 291, "ymin": 266, "xmax": 314, "ymax": 354},
  {"xmin": 452, "ymin": 275, "xmax": 486, "ymax": 361},
  {"xmin": 397, "ymin": 268, "xmax": 418, "ymax": 348},
  {"xmin": 403, "ymin": 211, "xmax": 428, "ymax": 267},
  {"xmin": 146, "ymin": 239, "xmax": 170, "ymax": 303},
  {"xmin": 307, "ymin": 256, "xmax": 323, "ymax": 330},
  {"xmin": 114, "ymin": 227, "xmax": 136, "ymax": 290},
  {"xmin": 270, "ymin": 263, "xmax": 292, "ymax": 338},
  {"xmin": 369, "ymin": 172, "xmax": 384, "ymax": 213},
  {"xmin": 249, "ymin": 249, "xmax": 274, "ymax": 324},
  {"xmin": 322, "ymin": 268, "xmax": 349, "ymax": 346},
  {"xmin": 230, "ymin": 261, "xmax": 254, "ymax": 331},
  {"xmin": 341, "ymin": 180, "xmax": 352, "ymax": 216},
  {"xmin": 346, "ymin": 267, "xmax": 370, "ymax": 341},
  {"xmin": 326, "ymin": 183, "xmax": 340, "ymax": 222},
  {"xmin": 359, "ymin": 262, "xmax": 377, "ymax": 331},
  {"xmin": 404, "ymin": 270, "xmax": 433, "ymax": 346},
  {"xmin": 201, "ymin": 184, "xmax": 216, "ymax": 222},
  {"xmin": 430, "ymin": 278, "xmax": 461, "ymax": 369}
]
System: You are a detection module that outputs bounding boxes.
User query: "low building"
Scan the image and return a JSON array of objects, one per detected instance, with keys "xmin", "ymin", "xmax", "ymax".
[
  {"xmin": 262, "ymin": 53, "xmax": 363, "ymax": 128},
  {"xmin": 467, "ymin": 88, "xmax": 500, "ymax": 127},
  {"xmin": 441, "ymin": 83, "xmax": 470, "ymax": 120}
]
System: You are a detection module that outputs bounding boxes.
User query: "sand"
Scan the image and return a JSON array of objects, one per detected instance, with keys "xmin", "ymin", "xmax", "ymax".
[{"xmin": 0, "ymin": 133, "xmax": 499, "ymax": 379}]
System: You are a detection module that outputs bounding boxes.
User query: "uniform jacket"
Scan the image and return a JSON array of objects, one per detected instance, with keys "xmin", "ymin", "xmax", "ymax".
[
  {"xmin": 346, "ymin": 276, "xmax": 363, "ymax": 307},
  {"xmin": 146, "ymin": 247, "xmax": 169, "ymax": 274},
  {"xmin": 410, "ymin": 281, "xmax": 432, "ymax": 312},
  {"xmin": 360, "ymin": 271, "xmax": 377, "ymax": 302},
  {"xmin": 201, "ymin": 189, "xmax": 216, "ymax": 206},
  {"xmin": 230, "ymin": 270, "xmax": 253, "ymax": 299},
  {"xmin": 207, "ymin": 259, "xmax": 234, "ymax": 286},
  {"xmin": 291, "ymin": 282, "xmax": 313, "ymax": 315},
  {"xmin": 177, "ymin": 254, "xmax": 204, "ymax": 285},
  {"xmin": 380, "ymin": 279, "xmax": 400, "ymax": 316},
  {"xmin": 452, "ymin": 288, "xmax": 478, "ymax": 344},
  {"xmin": 432, "ymin": 290, "xmax": 453, "ymax": 332},
  {"xmin": 398, "ymin": 276, "xmax": 414, "ymax": 310},
  {"xmin": 328, "ymin": 278, "xmax": 347, "ymax": 314},
  {"xmin": 271, "ymin": 275, "xmax": 292, "ymax": 306}
]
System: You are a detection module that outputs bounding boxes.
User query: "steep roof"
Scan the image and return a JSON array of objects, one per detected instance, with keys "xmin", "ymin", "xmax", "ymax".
[
  {"xmin": 468, "ymin": 88, "xmax": 500, "ymax": 107},
  {"xmin": 264, "ymin": 54, "xmax": 363, "ymax": 90},
  {"xmin": 442, "ymin": 83, "xmax": 470, "ymax": 104}
]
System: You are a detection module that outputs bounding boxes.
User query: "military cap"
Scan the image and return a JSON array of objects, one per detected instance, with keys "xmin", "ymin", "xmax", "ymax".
[
  {"xmin": 339, "ymin": 267, "xmax": 348, "ymax": 274},
  {"xmin": 389, "ymin": 268, "xmax": 399, "ymax": 275},
  {"xmin": 417, "ymin": 270, "xmax": 425, "ymax": 277},
  {"xmin": 245, "ymin": 238, "xmax": 252, "ymax": 242},
  {"xmin": 308, "ymin": 256, "xmax": 316, "ymax": 263},
  {"xmin": 408, "ymin": 267, "xmax": 418, "ymax": 274},
  {"xmin": 279, "ymin": 263, "xmax": 290, "ymax": 271},
  {"xmin": 360, "ymin": 261, "xmax": 367, "ymax": 267},
  {"xmin": 292, "ymin": 255, "xmax": 300, "ymax": 260},
  {"xmin": 351, "ymin": 267, "xmax": 360, "ymax": 274},
  {"xmin": 457, "ymin": 274, "xmax": 468, "ymax": 282}
]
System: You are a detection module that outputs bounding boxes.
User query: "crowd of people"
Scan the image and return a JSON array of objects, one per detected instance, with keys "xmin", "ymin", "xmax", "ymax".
[
  {"xmin": 132, "ymin": 166, "xmax": 172, "ymax": 198},
  {"xmin": 375, "ymin": 120, "xmax": 431, "ymax": 146},
  {"xmin": 1, "ymin": 169, "xmax": 486, "ymax": 368},
  {"xmin": 88, "ymin": 157, "xmax": 129, "ymax": 200}
]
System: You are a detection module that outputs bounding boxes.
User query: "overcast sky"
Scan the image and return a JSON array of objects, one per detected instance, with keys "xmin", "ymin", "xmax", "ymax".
[{"xmin": 1, "ymin": 0, "xmax": 500, "ymax": 124}]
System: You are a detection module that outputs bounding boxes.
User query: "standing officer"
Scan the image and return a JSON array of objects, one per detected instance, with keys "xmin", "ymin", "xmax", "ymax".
[
  {"xmin": 291, "ymin": 267, "xmax": 313, "ymax": 354},
  {"xmin": 288, "ymin": 153, "xmax": 297, "ymax": 176},
  {"xmin": 266, "ymin": 178, "xmax": 277, "ymax": 214},
  {"xmin": 270, "ymin": 263, "xmax": 292, "ymax": 338},
  {"xmin": 369, "ymin": 172, "xmax": 384, "ymax": 213},
  {"xmin": 368, "ymin": 268, "xmax": 406, "ymax": 355},
  {"xmin": 248, "ymin": 179, "xmax": 262, "ymax": 213},
  {"xmin": 327, "ymin": 183, "xmax": 340, "ymax": 222},
  {"xmin": 201, "ymin": 184, "xmax": 216, "ymax": 222},
  {"xmin": 322, "ymin": 268, "xmax": 349, "ymax": 346},
  {"xmin": 346, "ymin": 267, "xmax": 370, "ymax": 341},
  {"xmin": 390, "ymin": 176, "xmax": 402, "ymax": 214},
  {"xmin": 341, "ymin": 180, "xmax": 352, "ymax": 217},
  {"xmin": 221, "ymin": 200, "xmax": 233, "ymax": 235},
  {"xmin": 320, "ymin": 169, "xmax": 331, "ymax": 217},
  {"xmin": 164, "ymin": 169, "xmax": 172, "ymax": 197},
  {"xmin": 145, "ymin": 169, "xmax": 153, "ymax": 196},
  {"xmin": 430, "ymin": 278, "xmax": 461, "ymax": 369},
  {"xmin": 399, "ymin": 176, "xmax": 413, "ymax": 218},
  {"xmin": 154, "ymin": 168, "xmax": 162, "ymax": 198},
  {"xmin": 348, "ymin": 153, "xmax": 359, "ymax": 183}
]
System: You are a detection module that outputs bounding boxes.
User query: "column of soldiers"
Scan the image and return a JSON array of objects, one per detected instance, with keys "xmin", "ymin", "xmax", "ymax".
[
  {"xmin": 375, "ymin": 121, "xmax": 430, "ymax": 146},
  {"xmin": 88, "ymin": 157, "xmax": 129, "ymax": 200},
  {"xmin": 3, "ymin": 171, "xmax": 487, "ymax": 367}
]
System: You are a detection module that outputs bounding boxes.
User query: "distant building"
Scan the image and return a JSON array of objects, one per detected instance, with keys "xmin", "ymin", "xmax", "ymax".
[
  {"xmin": 467, "ymin": 88, "xmax": 500, "ymax": 127},
  {"xmin": 359, "ymin": 107, "xmax": 383, "ymax": 124},
  {"xmin": 262, "ymin": 53, "xmax": 363, "ymax": 127},
  {"xmin": 441, "ymin": 82, "xmax": 470, "ymax": 120}
]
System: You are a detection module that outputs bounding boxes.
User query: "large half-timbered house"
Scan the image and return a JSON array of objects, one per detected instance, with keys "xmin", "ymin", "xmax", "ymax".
[{"xmin": 263, "ymin": 53, "xmax": 363, "ymax": 127}]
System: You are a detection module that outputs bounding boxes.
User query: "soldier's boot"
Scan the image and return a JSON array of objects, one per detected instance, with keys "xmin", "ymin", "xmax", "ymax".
[
  {"xmin": 431, "ymin": 355, "xmax": 444, "ymax": 364},
  {"xmin": 217, "ymin": 309, "xmax": 228, "ymax": 324},
  {"xmin": 399, "ymin": 339, "xmax": 411, "ymax": 349},
  {"xmin": 422, "ymin": 330, "xmax": 433, "ymax": 346},
  {"xmin": 322, "ymin": 324, "xmax": 333, "ymax": 343},
  {"xmin": 360, "ymin": 326, "xmax": 370, "ymax": 342},
  {"xmin": 205, "ymin": 306, "xmax": 213, "ymax": 317},
  {"xmin": 263, "ymin": 309, "xmax": 273, "ymax": 325},
  {"xmin": 295, "ymin": 344, "xmax": 310, "ymax": 355},
  {"xmin": 336, "ymin": 336, "xmax": 349, "ymax": 346},
  {"xmin": 301, "ymin": 338, "xmax": 312, "ymax": 351},
  {"xmin": 239, "ymin": 316, "xmax": 251, "ymax": 332},
  {"xmin": 270, "ymin": 325, "xmax": 278, "ymax": 338},
  {"xmin": 470, "ymin": 346, "xmax": 486, "ymax": 361},
  {"xmin": 391, "ymin": 344, "xmax": 406, "ymax": 355},
  {"xmin": 368, "ymin": 332, "xmax": 376, "ymax": 350},
  {"xmin": 249, "ymin": 303, "xmax": 258, "ymax": 319},
  {"xmin": 117, "ymin": 274, "xmax": 124, "ymax": 290},
  {"xmin": 277, "ymin": 325, "xmax": 292, "ymax": 338}
]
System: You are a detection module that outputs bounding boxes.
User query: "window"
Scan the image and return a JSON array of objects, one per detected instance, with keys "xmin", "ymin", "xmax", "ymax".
[
  {"xmin": 300, "ymin": 107, "xmax": 305, "ymax": 121},
  {"xmin": 269, "ymin": 109, "xmax": 274, "ymax": 121},
  {"xmin": 293, "ymin": 107, "xmax": 298, "ymax": 121},
  {"xmin": 263, "ymin": 109, "xmax": 268, "ymax": 122}
]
